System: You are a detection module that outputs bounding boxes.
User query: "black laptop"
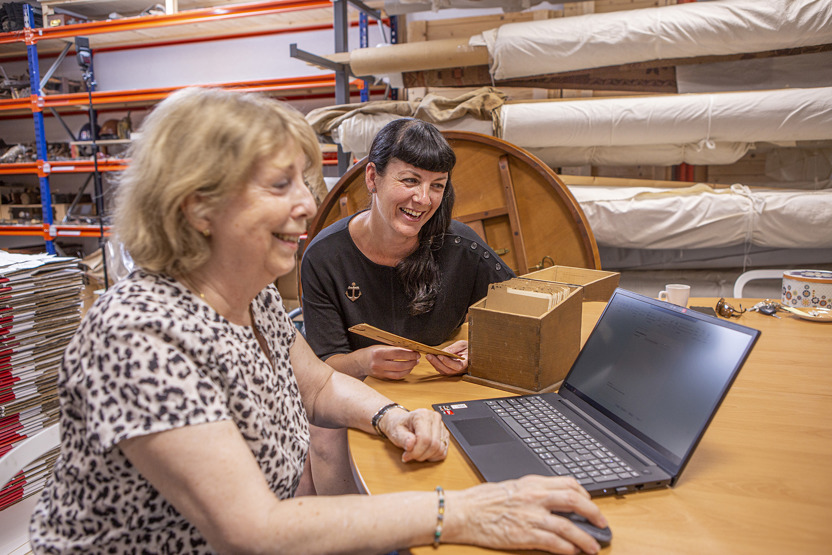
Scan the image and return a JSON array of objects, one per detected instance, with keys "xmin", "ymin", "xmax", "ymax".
[{"xmin": 434, "ymin": 288, "xmax": 760, "ymax": 497}]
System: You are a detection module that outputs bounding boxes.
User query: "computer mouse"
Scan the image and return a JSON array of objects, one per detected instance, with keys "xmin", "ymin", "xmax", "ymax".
[{"xmin": 552, "ymin": 511, "xmax": 612, "ymax": 547}]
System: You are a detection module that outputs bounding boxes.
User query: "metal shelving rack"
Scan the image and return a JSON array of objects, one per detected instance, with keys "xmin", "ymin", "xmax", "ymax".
[
  {"xmin": 290, "ymin": 0, "xmax": 396, "ymax": 174},
  {"xmin": 0, "ymin": 0, "xmax": 374, "ymax": 253}
]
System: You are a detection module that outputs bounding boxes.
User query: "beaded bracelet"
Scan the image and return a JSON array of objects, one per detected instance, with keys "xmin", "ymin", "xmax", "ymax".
[
  {"xmin": 371, "ymin": 403, "xmax": 407, "ymax": 440},
  {"xmin": 433, "ymin": 486, "xmax": 445, "ymax": 548}
]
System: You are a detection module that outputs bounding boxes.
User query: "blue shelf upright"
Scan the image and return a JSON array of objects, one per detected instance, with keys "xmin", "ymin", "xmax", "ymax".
[{"xmin": 24, "ymin": 4, "xmax": 56, "ymax": 255}]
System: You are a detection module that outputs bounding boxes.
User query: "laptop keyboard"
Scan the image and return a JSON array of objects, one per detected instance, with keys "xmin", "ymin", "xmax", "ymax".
[{"xmin": 485, "ymin": 397, "xmax": 642, "ymax": 486}]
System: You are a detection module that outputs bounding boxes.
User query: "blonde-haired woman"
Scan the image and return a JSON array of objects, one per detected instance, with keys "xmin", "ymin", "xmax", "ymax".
[{"xmin": 29, "ymin": 87, "xmax": 606, "ymax": 554}]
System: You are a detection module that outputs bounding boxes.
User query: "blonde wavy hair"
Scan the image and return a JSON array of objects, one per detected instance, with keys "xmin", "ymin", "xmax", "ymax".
[{"xmin": 114, "ymin": 87, "xmax": 323, "ymax": 276}]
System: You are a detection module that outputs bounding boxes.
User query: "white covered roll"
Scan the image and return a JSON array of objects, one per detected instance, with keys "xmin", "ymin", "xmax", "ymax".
[
  {"xmin": 336, "ymin": 113, "xmax": 493, "ymax": 158},
  {"xmin": 501, "ymin": 88, "xmax": 832, "ymax": 149},
  {"xmin": 473, "ymin": 0, "xmax": 832, "ymax": 80},
  {"xmin": 527, "ymin": 142, "xmax": 751, "ymax": 168},
  {"xmin": 570, "ymin": 184, "xmax": 832, "ymax": 250}
]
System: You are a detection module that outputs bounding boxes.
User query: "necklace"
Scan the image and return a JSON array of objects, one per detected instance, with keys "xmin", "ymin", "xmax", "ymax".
[
  {"xmin": 178, "ymin": 274, "xmax": 255, "ymax": 327},
  {"xmin": 177, "ymin": 274, "xmax": 206, "ymax": 300}
]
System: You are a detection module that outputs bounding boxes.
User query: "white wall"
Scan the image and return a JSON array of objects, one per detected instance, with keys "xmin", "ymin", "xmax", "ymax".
[{"xmin": 94, "ymin": 25, "xmax": 386, "ymax": 93}]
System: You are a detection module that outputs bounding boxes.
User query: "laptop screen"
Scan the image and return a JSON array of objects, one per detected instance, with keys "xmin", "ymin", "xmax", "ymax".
[{"xmin": 561, "ymin": 289, "xmax": 759, "ymax": 468}]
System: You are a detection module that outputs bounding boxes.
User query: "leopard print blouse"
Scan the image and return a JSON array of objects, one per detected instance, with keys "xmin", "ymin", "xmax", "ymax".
[{"xmin": 29, "ymin": 269, "xmax": 310, "ymax": 553}]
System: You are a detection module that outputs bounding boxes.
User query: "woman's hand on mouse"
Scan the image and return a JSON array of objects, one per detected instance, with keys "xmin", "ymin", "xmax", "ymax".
[
  {"xmin": 426, "ymin": 340, "xmax": 469, "ymax": 376},
  {"xmin": 443, "ymin": 475, "xmax": 608, "ymax": 554}
]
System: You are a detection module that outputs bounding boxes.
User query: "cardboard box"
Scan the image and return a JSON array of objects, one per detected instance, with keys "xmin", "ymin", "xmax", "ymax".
[
  {"xmin": 467, "ymin": 278, "xmax": 583, "ymax": 394},
  {"xmin": 52, "ymin": 203, "xmax": 95, "ymax": 222},
  {"xmin": 521, "ymin": 265, "xmax": 620, "ymax": 302},
  {"xmin": 46, "ymin": 13, "xmax": 88, "ymax": 27}
]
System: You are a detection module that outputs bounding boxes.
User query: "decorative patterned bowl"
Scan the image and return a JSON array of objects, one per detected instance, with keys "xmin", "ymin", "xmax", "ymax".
[{"xmin": 781, "ymin": 269, "xmax": 832, "ymax": 308}]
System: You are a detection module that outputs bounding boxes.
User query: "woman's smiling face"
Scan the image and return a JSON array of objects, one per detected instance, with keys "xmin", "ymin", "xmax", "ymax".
[
  {"xmin": 205, "ymin": 143, "xmax": 317, "ymax": 285},
  {"xmin": 368, "ymin": 158, "xmax": 448, "ymax": 240}
]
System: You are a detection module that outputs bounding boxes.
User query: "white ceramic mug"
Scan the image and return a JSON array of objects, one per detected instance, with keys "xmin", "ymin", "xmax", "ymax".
[{"xmin": 659, "ymin": 284, "xmax": 691, "ymax": 307}]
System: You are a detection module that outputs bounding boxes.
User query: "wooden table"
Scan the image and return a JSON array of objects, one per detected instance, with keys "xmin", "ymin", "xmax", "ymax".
[{"xmin": 348, "ymin": 298, "xmax": 832, "ymax": 554}]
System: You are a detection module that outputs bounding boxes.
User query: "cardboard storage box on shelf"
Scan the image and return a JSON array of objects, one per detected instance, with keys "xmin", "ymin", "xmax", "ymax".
[
  {"xmin": 466, "ymin": 267, "xmax": 620, "ymax": 395},
  {"xmin": 521, "ymin": 265, "xmax": 620, "ymax": 302}
]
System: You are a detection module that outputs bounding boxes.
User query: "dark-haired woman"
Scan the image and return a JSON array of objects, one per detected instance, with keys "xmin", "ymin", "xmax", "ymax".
[{"xmin": 300, "ymin": 118, "xmax": 514, "ymax": 494}]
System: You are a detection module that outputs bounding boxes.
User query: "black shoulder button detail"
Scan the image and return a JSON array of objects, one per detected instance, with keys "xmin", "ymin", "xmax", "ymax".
[
  {"xmin": 470, "ymin": 242, "xmax": 478, "ymax": 250},
  {"xmin": 454, "ymin": 236, "xmax": 462, "ymax": 244},
  {"xmin": 483, "ymin": 251, "xmax": 491, "ymax": 259},
  {"xmin": 495, "ymin": 263, "xmax": 502, "ymax": 271}
]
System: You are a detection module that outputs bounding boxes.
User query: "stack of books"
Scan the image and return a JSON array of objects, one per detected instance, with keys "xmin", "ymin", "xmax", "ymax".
[{"xmin": 0, "ymin": 251, "xmax": 83, "ymax": 511}]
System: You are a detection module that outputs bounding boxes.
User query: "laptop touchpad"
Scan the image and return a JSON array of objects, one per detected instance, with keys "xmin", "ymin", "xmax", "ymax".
[{"xmin": 455, "ymin": 417, "xmax": 516, "ymax": 446}]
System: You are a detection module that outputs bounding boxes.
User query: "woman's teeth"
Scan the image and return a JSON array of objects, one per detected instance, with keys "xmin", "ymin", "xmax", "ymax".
[
  {"xmin": 401, "ymin": 207, "xmax": 422, "ymax": 218},
  {"xmin": 274, "ymin": 233, "xmax": 298, "ymax": 242}
]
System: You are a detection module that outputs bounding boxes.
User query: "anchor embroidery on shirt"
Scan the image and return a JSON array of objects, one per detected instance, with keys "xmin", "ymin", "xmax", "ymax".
[{"xmin": 346, "ymin": 282, "xmax": 362, "ymax": 302}]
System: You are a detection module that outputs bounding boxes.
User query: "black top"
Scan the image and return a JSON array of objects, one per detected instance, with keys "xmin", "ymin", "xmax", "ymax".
[{"xmin": 301, "ymin": 212, "xmax": 515, "ymax": 360}]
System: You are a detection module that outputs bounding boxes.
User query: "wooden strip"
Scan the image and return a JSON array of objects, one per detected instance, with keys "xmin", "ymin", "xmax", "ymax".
[
  {"xmin": 403, "ymin": 64, "xmax": 678, "ymax": 93},
  {"xmin": 498, "ymin": 155, "xmax": 529, "ymax": 274},
  {"xmin": 348, "ymin": 324, "xmax": 464, "ymax": 360},
  {"xmin": 338, "ymin": 195, "xmax": 350, "ymax": 219},
  {"xmin": 454, "ymin": 207, "xmax": 509, "ymax": 224},
  {"xmin": 559, "ymin": 175, "xmax": 734, "ymax": 189}
]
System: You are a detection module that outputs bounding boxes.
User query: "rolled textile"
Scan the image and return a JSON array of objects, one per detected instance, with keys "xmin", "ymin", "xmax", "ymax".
[
  {"xmin": 570, "ymin": 184, "xmax": 832, "ymax": 250},
  {"xmin": 527, "ymin": 142, "xmax": 751, "ymax": 168},
  {"xmin": 473, "ymin": 0, "xmax": 832, "ymax": 80},
  {"xmin": 500, "ymin": 87, "xmax": 832, "ymax": 149},
  {"xmin": 306, "ymin": 87, "xmax": 505, "ymax": 156},
  {"xmin": 349, "ymin": 37, "xmax": 488, "ymax": 77},
  {"xmin": 337, "ymin": 113, "xmax": 493, "ymax": 158}
]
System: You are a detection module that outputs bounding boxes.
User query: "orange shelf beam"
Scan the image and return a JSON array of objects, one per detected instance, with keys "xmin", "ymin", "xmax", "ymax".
[
  {"xmin": 0, "ymin": 225, "xmax": 44, "ymax": 237},
  {"xmin": 47, "ymin": 160, "xmax": 130, "ymax": 173},
  {"xmin": 0, "ymin": 0, "xmax": 332, "ymax": 45},
  {"xmin": 39, "ymin": 75, "xmax": 341, "ymax": 109},
  {"xmin": 0, "ymin": 163, "xmax": 38, "ymax": 175},
  {"xmin": 47, "ymin": 224, "xmax": 111, "ymax": 238},
  {"xmin": 0, "ymin": 97, "xmax": 32, "ymax": 112},
  {"xmin": 1, "ymin": 76, "xmax": 383, "ymax": 115},
  {"xmin": 3, "ymin": 154, "xmax": 338, "ymax": 175},
  {"xmin": 0, "ymin": 159, "xmax": 128, "ymax": 175},
  {"xmin": 0, "ymin": 224, "xmax": 110, "ymax": 239}
]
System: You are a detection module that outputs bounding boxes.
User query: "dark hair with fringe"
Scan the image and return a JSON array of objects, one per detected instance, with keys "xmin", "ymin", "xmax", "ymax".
[{"xmin": 367, "ymin": 118, "xmax": 456, "ymax": 315}]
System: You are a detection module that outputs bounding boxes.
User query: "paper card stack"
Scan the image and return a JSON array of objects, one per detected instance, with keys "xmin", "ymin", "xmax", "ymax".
[
  {"xmin": 0, "ymin": 251, "xmax": 83, "ymax": 511},
  {"xmin": 485, "ymin": 281, "xmax": 573, "ymax": 317}
]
